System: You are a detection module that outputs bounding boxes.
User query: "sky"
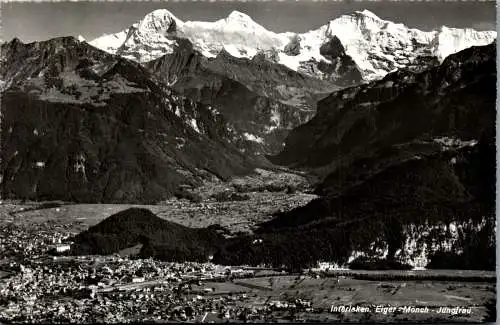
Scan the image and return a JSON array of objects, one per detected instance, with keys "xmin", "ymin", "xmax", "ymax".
[{"xmin": 2, "ymin": 0, "xmax": 497, "ymax": 42}]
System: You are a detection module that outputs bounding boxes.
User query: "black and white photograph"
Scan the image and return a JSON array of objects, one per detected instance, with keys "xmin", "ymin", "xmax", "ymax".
[{"xmin": 0, "ymin": 0, "xmax": 497, "ymax": 323}]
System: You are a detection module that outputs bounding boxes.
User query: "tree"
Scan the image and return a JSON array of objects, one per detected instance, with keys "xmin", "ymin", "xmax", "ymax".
[{"xmin": 384, "ymin": 217, "xmax": 405, "ymax": 260}]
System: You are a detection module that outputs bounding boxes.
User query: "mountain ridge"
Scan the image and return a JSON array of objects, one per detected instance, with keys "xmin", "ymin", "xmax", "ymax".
[
  {"xmin": 89, "ymin": 9, "xmax": 496, "ymax": 82},
  {"xmin": 268, "ymin": 43, "xmax": 495, "ymax": 234},
  {"xmin": 0, "ymin": 36, "xmax": 257, "ymax": 203}
]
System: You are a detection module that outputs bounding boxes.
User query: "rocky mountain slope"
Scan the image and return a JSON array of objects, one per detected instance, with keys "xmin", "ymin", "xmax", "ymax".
[
  {"xmin": 243, "ymin": 134, "xmax": 495, "ymax": 270},
  {"xmin": 0, "ymin": 37, "xmax": 256, "ymax": 203},
  {"xmin": 145, "ymin": 38, "xmax": 333, "ymax": 153},
  {"xmin": 90, "ymin": 9, "xmax": 496, "ymax": 82}
]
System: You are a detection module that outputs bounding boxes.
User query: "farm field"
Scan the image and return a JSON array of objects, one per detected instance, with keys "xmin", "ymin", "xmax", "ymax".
[{"xmin": 189, "ymin": 275, "xmax": 495, "ymax": 322}]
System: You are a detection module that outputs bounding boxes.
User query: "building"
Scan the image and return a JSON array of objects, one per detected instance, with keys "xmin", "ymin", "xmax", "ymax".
[{"xmin": 55, "ymin": 244, "xmax": 71, "ymax": 253}]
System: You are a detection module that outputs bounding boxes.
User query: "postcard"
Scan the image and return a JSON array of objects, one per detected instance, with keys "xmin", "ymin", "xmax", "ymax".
[{"xmin": 0, "ymin": 0, "xmax": 496, "ymax": 323}]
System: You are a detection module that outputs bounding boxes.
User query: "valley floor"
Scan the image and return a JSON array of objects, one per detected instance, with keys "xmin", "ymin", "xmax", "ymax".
[{"xmin": 0, "ymin": 168, "xmax": 315, "ymax": 235}]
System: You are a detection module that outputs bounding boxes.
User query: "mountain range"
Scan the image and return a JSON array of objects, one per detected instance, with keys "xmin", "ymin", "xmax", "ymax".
[
  {"xmin": 89, "ymin": 9, "xmax": 495, "ymax": 82},
  {"xmin": 85, "ymin": 9, "xmax": 495, "ymax": 154}
]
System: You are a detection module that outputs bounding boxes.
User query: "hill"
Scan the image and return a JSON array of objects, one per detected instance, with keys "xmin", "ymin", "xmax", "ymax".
[{"xmin": 71, "ymin": 208, "xmax": 224, "ymax": 261}]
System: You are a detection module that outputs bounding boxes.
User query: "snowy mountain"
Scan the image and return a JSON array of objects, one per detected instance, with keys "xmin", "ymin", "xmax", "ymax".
[{"xmin": 90, "ymin": 9, "xmax": 496, "ymax": 81}]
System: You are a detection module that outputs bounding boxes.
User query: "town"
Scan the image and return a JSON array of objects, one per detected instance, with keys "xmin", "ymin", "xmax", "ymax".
[{"xmin": 0, "ymin": 220, "xmax": 320, "ymax": 323}]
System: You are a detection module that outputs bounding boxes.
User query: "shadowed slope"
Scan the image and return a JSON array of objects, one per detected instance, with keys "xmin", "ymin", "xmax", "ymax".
[
  {"xmin": 1, "ymin": 37, "xmax": 256, "ymax": 203},
  {"xmin": 71, "ymin": 208, "xmax": 224, "ymax": 261}
]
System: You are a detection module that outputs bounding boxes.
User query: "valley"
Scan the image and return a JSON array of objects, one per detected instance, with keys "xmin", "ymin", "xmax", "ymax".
[
  {"xmin": 0, "ymin": 4, "xmax": 497, "ymax": 323},
  {"xmin": 0, "ymin": 168, "xmax": 314, "ymax": 235}
]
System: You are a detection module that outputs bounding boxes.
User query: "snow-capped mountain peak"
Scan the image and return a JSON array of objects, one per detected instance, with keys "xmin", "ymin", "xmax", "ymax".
[
  {"xmin": 214, "ymin": 10, "xmax": 269, "ymax": 33},
  {"xmin": 354, "ymin": 9, "xmax": 382, "ymax": 20},
  {"xmin": 314, "ymin": 10, "xmax": 496, "ymax": 80},
  {"xmin": 137, "ymin": 9, "xmax": 180, "ymax": 34},
  {"xmin": 225, "ymin": 10, "xmax": 256, "ymax": 24},
  {"xmin": 143, "ymin": 8, "xmax": 179, "ymax": 21}
]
